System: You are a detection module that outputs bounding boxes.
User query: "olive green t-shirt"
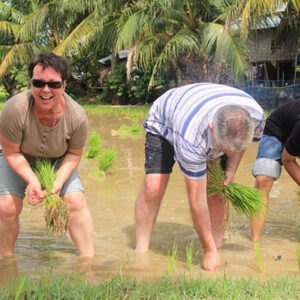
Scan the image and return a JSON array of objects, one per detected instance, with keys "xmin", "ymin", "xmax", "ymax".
[{"xmin": 0, "ymin": 90, "xmax": 88, "ymax": 160}]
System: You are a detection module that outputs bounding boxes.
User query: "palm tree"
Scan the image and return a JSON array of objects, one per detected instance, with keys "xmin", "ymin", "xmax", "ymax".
[
  {"xmin": 0, "ymin": 0, "xmax": 45, "ymax": 94},
  {"xmin": 0, "ymin": 0, "xmax": 101, "ymax": 88},
  {"xmin": 99, "ymin": 0, "xmax": 254, "ymax": 87}
]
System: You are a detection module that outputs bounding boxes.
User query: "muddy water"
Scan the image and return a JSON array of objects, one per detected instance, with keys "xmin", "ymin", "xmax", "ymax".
[{"xmin": 1, "ymin": 112, "xmax": 300, "ymax": 284}]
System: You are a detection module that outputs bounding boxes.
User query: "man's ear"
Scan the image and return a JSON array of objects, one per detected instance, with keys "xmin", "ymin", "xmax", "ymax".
[{"xmin": 209, "ymin": 124, "xmax": 214, "ymax": 133}]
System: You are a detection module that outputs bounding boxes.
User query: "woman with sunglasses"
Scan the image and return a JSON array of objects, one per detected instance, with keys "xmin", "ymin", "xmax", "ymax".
[{"xmin": 0, "ymin": 53, "xmax": 94, "ymax": 258}]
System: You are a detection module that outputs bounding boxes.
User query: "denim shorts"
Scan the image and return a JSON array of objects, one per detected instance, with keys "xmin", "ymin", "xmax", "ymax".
[
  {"xmin": 0, "ymin": 151, "xmax": 84, "ymax": 198},
  {"xmin": 252, "ymin": 134, "xmax": 283, "ymax": 180}
]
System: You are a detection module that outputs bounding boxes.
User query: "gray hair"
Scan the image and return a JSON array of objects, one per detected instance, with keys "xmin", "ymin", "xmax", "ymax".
[{"xmin": 212, "ymin": 105, "xmax": 254, "ymax": 152}]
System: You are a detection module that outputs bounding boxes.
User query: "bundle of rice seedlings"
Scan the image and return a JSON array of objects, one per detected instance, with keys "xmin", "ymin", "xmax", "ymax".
[
  {"xmin": 84, "ymin": 132, "xmax": 102, "ymax": 158},
  {"xmin": 97, "ymin": 149, "xmax": 117, "ymax": 175},
  {"xmin": 207, "ymin": 160, "xmax": 265, "ymax": 217},
  {"xmin": 34, "ymin": 159, "xmax": 70, "ymax": 235}
]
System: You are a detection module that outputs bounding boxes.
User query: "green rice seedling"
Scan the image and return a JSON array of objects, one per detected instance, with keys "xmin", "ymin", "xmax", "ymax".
[
  {"xmin": 117, "ymin": 124, "xmax": 143, "ymax": 139},
  {"xmin": 97, "ymin": 149, "xmax": 117, "ymax": 175},
  {"xmin": 185, "ymin": 240, "xmax": 194, "ymax": 271},
  {"xmin": 207, "ymin": 160, "xmax": 265, "ymax": 217},
  {"xmin": 34, "ymin": 159, "xmax": 70, "ymax": 236},
  {"xmin": 42, "ymin": 239, "xmax": 55, "ymax": 262},
  {"xmin": 168, "ymin": 241, "xmax": 178, "ymax": 275},
  {"xmin": 84, "ymin": 132, "xmax": 102, "ymax": 158},
  {"xmin": 296, "ymin": 248, "xmax": 300, "ymax": 273},
  {"xmin": 118, "ymin": 124, "xmax": 143, "ymax": 134},
  {"xmin": 254, "ymin": 242, "xmax": 264, "ymax": 272}
]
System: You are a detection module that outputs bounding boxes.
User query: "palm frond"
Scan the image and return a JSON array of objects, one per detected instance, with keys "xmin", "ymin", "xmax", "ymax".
[
  {"xmin": 202, "ymin": 23, "xmax": 248, "ymax": 80},
  {"xmin": 59, "ymin": 0, "xmax": 98, "ymax": 14},
  {"xmin": 0, "ymin": 43, "xmax": 45, "ymax": 76},
  {"xmin": 17, "ymin": 1, "xmax": 54, "ymax": 42},
  {"xmin": 136, "ymin": 36, "xmax": 160, "ymax": 70},
  {"xmin": 0, "ymin": 1, "xmax": 26, "ymax": 24},
  {"xmin": 147, "ymin": 28, "xmax": 200, "ymax": 87},
  {"xmin": 224, "ymin": 0, "xmax": 282, "ymax": 37},
  {"xmin": 115, "ymin": 9, "xmax": 143, "ymax": 52},
  {"xmin": 290, "ymin": 0, "xmax": 300, "ymax": 13},
  {"xmin": 0, "ymin": 21, "xmax": 21, "ymax": 36},
  {"xmin": 53, "ymin": 10, "xmax": 99, "ymax": 56}
]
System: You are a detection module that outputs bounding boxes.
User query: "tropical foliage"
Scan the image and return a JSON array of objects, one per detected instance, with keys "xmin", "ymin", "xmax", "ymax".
[{"xmin": 0, "ymin": 0, "xmax": 299, "ymax": 100}]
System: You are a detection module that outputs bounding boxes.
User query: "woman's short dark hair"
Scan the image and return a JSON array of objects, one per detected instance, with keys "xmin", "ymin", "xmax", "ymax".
[{"xmin": 28, "ymin": 52, "xmax": 70, "ymax": 81}]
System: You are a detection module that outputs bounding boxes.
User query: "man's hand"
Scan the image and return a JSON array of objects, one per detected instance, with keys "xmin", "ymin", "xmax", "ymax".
[
  {"xmin": 223, "ymin": 169, "xmax": 235, "ymax": 186},
  {"xmin": 202, "ymin": 250, "xmax": 220, "ymax": 271},
  {"xmin": 223, "ymin": 151, "xmax": 245, "ymax": 186}
]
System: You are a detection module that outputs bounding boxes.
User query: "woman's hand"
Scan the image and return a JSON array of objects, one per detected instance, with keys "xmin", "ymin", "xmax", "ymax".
[
  {"xmin": 27, "ymin": 181, "xmax": 46, "ymax": 205},
  {"xmin": 51, "ymin": 180, "xmax": 63, "ymax": 195}
]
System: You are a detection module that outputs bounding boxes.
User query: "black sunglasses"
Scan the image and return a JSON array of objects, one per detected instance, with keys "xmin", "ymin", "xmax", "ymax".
[{"xmin": 31, "ymin": 79, "xmax": 63, "ymax": 89}]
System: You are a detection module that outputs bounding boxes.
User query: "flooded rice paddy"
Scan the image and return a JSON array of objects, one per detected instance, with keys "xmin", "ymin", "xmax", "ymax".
[{"xmin": 1, "ymin": 110, "xmax": 300, "ymax": 284}]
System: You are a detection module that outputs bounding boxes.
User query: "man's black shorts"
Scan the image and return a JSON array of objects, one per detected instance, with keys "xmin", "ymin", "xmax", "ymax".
[
  {"xmin": 144, "ymin": 132, "xmax": 227, "ymax": 174},
  {"xmin": 145, "ymin": 132, "xmax": 175, "ymax": 174}
]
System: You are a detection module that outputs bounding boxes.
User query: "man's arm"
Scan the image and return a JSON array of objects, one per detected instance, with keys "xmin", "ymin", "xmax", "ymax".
[
  {"xmin": 223, "ymin": 151, "xmax": 245, "ymax": 185},
  {"xmin": 185, "ymin": 176, "xmax": 220, "ymax": 271},
  {"xmin": 282, "ymin": 148, "xmax": 300, "ymax": 185},
  {"xmin": 51, "ymin": 147, "xmax": 83, "ymax": 194},
  {"xmin": 0, "ymin": 133, "xmax": 44, "ymax": 205}
]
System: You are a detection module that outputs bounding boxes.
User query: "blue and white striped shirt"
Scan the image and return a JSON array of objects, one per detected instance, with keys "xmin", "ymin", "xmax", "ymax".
[{"xmin": 144, "ymin": 83, "xmax": 265, "ymax": 180}]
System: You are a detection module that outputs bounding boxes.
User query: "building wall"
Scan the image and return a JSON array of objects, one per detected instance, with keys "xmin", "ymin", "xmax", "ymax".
[{"xmin": 248, "ymin": 30, "xmax": 298, "ymax": 62}]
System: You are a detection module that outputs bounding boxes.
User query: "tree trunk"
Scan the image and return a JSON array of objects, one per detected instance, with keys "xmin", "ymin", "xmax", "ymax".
[{"xmin": 2, "ymin": 74, "xmax": 21, "ymax": 98}]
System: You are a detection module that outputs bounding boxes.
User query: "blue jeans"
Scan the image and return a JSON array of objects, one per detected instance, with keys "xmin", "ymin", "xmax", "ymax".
[{"xmin": 252, "ymin": 134, "xmax": 283, "ymax": 180}]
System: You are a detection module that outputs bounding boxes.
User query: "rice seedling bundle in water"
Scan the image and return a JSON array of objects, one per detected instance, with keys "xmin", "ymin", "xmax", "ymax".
[
  {"xmin": 85, "ymin": 132, "xmax": 101, "ymax": 158},
  {"xmin": 98, "ymin": 149, "xmax": 117, "ymax": 173},
  {"xmin": 34, "ymin": 159, "xmax": 70, "ymax": 235},
  {"xmin": 207, "ymin": 160, "xmax": 265, "ymax": 217}
]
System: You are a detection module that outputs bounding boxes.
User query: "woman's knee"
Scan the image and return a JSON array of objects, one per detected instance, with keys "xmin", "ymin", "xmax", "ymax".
[
  {"xmin": 62, "ymin": 192, "xmax": 86, "ymax": 212},
  {"xmin": 0, "ymin": 195, "xmax": 23, "ymax": 218}
]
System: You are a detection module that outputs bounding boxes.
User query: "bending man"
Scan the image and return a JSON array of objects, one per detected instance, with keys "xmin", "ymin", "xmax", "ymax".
[{"xmin": 135, "ymin": 83, "xmax": 265, "ymax": 271}]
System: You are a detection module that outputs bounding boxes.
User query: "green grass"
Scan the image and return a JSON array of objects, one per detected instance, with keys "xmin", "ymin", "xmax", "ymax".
[
  {"xmin": 82, "ymin": 104, "xmax": 149, "ymax": 122},
  {"xmin": 2, "ymin": 273, "xmax": 300, "ymax": 299}
]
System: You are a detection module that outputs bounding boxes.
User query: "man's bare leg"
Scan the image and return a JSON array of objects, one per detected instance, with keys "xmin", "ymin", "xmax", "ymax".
[
  {"xmin": 135, "ymin": 174, "xmax": 169, "ymax": 252},
  {"xmin": 207, "ymin": 194, "xmax": 228, "ymax": 248}
]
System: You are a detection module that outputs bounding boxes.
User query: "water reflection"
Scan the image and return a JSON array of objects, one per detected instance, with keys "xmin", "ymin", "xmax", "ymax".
[{"xmin": 1, "ymin": 112, "xmax": 300, "ymax": 284}]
